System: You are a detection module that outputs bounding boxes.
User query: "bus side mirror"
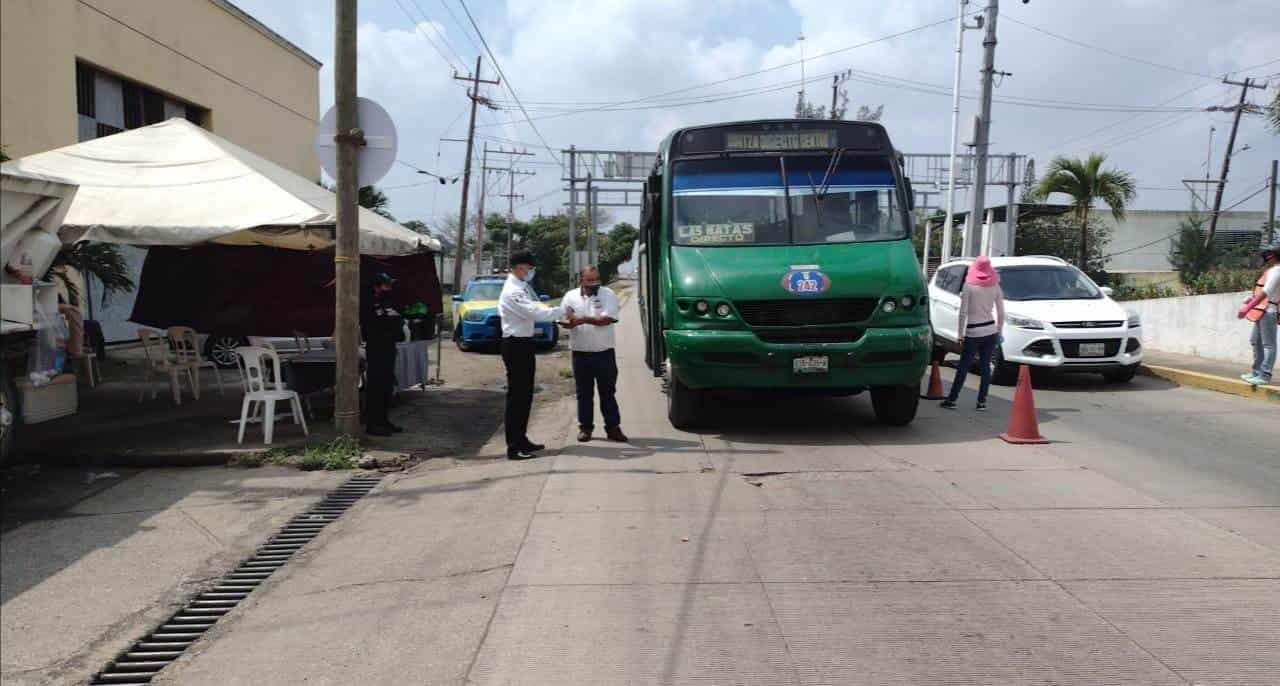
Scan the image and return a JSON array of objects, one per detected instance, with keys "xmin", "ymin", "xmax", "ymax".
[{"xmin": 904, "ymin": 177, "xmax": 915, "ymax": 211}]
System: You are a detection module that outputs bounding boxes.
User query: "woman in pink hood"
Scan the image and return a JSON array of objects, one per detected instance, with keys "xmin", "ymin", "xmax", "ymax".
[{"xmin": 942, "ymin": 255, "xmax": 1006, "ymax": 411}]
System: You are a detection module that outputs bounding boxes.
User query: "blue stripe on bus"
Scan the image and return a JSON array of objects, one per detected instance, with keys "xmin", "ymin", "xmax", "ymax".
[{"xmin": 672, "ymin": 168, "xmax": 895, "ymax": 191}]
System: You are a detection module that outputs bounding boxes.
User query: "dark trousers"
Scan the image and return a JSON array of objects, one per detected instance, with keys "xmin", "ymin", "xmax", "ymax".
[
  {"xmin": 501, "ymin": 337, "xmax": 536, "ymax": 448},
  {"xmin": 365, "ymin": 341, "xmax": 396, "ymax": 428},
  {"xmin": 572, "ymin": 349, "xmax": 620, "ymax": 431},
  {"xmin": 947, "ymin": 333, "xmax": 999, "ymax": 404}
]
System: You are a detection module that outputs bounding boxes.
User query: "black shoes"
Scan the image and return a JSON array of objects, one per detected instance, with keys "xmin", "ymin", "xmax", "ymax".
[
  {"xmin": 523, "ymin": 441, "xmax": 546, "ymax": 452},
  {"xmin": 976, "ymin": 401, "xmax": 987, "ymax": 411},
  {"xmin": 578, "ymin": 429, "xmax": 592, "ymax": 442},
  {"xmin": 507, "ymin": 448, "xmax": 538, "ymax": 460},
  {"xmin": 939, "ymin": 400, "xmax": 957, "ymax": 410},
  {"xmin": 605, "ymin": 426, "xmax": 629, "ymax": 442}
]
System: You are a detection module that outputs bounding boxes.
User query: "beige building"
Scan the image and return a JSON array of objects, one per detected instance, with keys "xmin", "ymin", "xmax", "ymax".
[{"xmin": 1, "ymin": 0, "xmax": 319, "ymax": 178}]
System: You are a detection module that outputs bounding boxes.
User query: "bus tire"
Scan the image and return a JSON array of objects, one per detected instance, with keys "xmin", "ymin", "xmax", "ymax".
[
  {"xmin": 666, "ymin": 369, "xmax": 700, "ymax": 429},
  {"xmin": 0, "ymin": 368, "xmax": 19, "ymax": 467},
  {"xmin": 871, "ymin": 383, "xmax": 918, "ymax": 426}
]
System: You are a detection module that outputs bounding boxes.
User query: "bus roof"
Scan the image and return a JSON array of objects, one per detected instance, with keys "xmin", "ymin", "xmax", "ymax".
[{"xmin": 662, "ymin": 119, "xmax": 892, "ymax": 158}]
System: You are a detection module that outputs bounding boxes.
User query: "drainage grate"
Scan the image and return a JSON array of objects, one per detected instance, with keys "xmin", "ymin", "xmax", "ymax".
[{"xmin": 88, "ymin": 474, "xmax": 383, "ymax": 685}]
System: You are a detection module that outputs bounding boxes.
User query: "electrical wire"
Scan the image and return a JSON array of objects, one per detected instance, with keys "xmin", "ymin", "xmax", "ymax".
[
  {"xmin": 440, "ymin": 0, "xmax": 484, "ymax": 56},
  {"xmin": 391, "ymin": 0, "xmax": 466, "ymax": 72},
  {"xmin": 408, "ymin": 0, "xmax": 470, "ymax": 70},
  {"xmin": 1003, "ymin": 16, "xmax": 1218, "ymax": 80},
  {"xmin": 457, "ymin": 0, "xmax": 563, "ymax": 168}
]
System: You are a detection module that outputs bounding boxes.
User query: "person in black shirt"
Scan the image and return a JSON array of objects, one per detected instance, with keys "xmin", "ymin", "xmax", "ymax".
[{"xmin": 361, "ymin": 272, "xmax": 403, "ymax": 436}]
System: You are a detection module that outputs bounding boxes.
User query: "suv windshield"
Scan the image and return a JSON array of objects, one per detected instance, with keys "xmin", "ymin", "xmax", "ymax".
[
  {"xmin": 671, "ymin": 155, "xmax": 906, "ymax": 246},
  {"xmin": 464, "ymin": 282, "xmax": 504, "ymax": 301},
  {"xmin": 997, "ymin": 266, "xmax": 1103, "ymax": 301}
]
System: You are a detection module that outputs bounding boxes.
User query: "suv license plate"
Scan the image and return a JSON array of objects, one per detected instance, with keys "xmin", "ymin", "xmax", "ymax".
[
  {"xmin": 1078, "ymin": 342, "xmax": 1106, "ymax": 357},
  {"xmin": 793, "ymin": 355, "xmax": 829, "ymax": 374}
]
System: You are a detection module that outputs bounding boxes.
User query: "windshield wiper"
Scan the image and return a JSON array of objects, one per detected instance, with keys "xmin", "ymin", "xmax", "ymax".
[{"xmin": 803, "ymin": 148, "xmax": 846, "ymax": 227}]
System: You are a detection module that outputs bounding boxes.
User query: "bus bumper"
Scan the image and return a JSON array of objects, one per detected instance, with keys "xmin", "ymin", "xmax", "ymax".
[{"xmin": 665, "ymin": 326, "xmax": 931, "ymax": 391}]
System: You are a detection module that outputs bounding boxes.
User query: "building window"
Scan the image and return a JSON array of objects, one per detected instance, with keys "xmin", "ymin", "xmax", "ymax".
[{"xmin": 76, "ymin": 63, "xmax": 95, "ymax": 117}]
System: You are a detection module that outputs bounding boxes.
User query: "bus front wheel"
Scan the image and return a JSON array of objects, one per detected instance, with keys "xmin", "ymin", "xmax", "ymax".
[
  {"xmin": 666, "ymin": 369, "xmax": 700, "ymax": 429},
  {"xmin": 871, "ymin": 384, "xmax": 919, "ymax": 426}
]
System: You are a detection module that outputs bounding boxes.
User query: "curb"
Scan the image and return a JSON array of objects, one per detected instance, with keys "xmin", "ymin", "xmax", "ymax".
[{"xmin": 1139, "ymin": 364, "xmax": 1280, "ymax": 405}]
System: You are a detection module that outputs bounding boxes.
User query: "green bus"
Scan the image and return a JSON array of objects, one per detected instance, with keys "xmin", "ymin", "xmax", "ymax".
[{"xmin": 637, "ymin": 119, "xmax": 931, "ymax": 428}]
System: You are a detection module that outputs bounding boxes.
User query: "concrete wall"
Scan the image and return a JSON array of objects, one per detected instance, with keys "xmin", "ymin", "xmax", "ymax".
[
  {"xmin": 1126, "ymin": 291, "xmax": 1255, "ymax": 364},
  {"xmin": 1, "ymin": 0, "xmax": 319, "ymax": 178},
  {"xmin": 1105, "ymin": 210, "xmax": 1268, "ymax": 273}
]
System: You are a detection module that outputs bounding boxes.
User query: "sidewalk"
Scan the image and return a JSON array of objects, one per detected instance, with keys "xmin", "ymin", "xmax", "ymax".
[{"xmin": 1141, "ymin": 349, "xmax": 1280, "ymax": 404}]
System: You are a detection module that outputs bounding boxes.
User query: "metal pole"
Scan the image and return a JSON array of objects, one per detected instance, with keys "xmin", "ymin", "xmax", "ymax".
[
  {"xmin": 585, "ymin": 174, "xmax": 595, "ymax": 265},
  {"xmin": 1004, "ymin": 153, "xmax": 1017, "ymax": 257},
  {"xmin": 940, "ymin": 0, "xmax": 968, "ymax": 265},
  {"xmin": 965, "ymin": 0, "xmax": 998, "ymax": 258},
  {"xmin": 333, "ymin": 0, "xmax": 361, "ymax": 437},
  {"xmin": 475, "ymin": 143, "xmax": 489, "ymax": 275},
  {"xmin": 453, "ymin": 57, "xmax": 482, "ymax": 291},
  {"xmin": 507, "ymin": 168, "xmax": 515, "ymax": 263},
  {"xmin": 433, "ymin": 250, "xmax": 444, "ymax": 383},
  {"xmin": 567, "ymin": 146, "xmax": 577, "ymax": 286},
  {"xmin": 1268, "ymin": 159, "xmax": 1278, "ymax": 243},
  {"xmin": 1206, "ymin": 77, "xmax": 1264, "ymax": 247},
  {"xmin": 1201, "ymin": 126, "xmax": 1215, "ymax": 212}
]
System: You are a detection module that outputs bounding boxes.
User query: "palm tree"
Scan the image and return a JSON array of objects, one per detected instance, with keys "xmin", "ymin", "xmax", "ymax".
[{"xmin": 1032, "ymin": 153, "xmax": 1136, "ymax": 270}]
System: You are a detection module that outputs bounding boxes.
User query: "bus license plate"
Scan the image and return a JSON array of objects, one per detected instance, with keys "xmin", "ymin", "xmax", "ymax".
[
  {"xmin": 793, "ymin": 355, "xmax": 829, "ymax": 374},
  {"xmin": 1078, "ymin": 342, "xmax": 1106, "ymax": 357}
]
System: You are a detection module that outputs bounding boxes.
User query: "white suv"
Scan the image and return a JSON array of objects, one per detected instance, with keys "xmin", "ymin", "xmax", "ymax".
[{"xmin": 928, "ymin": 256, "xmax": 1143, "ymax": 384}]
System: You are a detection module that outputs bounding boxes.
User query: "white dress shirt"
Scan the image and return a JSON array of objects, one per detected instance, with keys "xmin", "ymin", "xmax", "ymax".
[
  {"xmin": 498, "ymin": 274, "xmax": 563, "ymax": 338},
  {"xmin": 561, "ymin": 286, "xmax": 620, "ymax": 352}
]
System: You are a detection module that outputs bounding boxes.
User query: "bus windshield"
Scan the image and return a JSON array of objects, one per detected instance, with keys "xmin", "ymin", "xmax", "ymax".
[{"xmin": 671, "ymin": 154, "xmax": 906, "ymax": 246}]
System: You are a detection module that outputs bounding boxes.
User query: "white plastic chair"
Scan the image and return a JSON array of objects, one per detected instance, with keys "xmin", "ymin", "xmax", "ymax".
[
  {"xmin": 168, "ymin": 326, "xmax": 225, "ymax": 398},
  {"xmin": 138, "ymin": 329, "xmax": 190, "ymax": 405},
  {"xmin": 235, "ymin": 346, "xmax": 308, "ymax": 445}
]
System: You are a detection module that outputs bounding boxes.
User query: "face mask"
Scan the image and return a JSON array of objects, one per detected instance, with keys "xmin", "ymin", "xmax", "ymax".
[
  {"xmin": 521, "ymin": 268, "xmax": 536, "ymax": 283},
  {"xmin": 582, "ymin": 284, "xmax": 600, "ymax": 296}
]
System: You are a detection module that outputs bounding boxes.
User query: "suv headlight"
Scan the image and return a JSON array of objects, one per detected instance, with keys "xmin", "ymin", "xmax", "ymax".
[
  {"xmin": 463, "ymin": 310, "xmax": 489, "ymax": 322},
  {"xmin": 1007, "ymin": 315, "xmax": 1045, "ymax": 330},
  {"xmin": 1126, "ymin": 311, "xmax": 1141, "ymax": 328}
]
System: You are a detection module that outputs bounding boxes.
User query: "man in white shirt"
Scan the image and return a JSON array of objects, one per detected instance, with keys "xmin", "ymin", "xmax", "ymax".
[
  {"xmin": 1237, "ymin": 240, "xmax": 1280, "ymax": 385},
  {"xmin": 499, "ymin": 252, "xmax": 565, "ymax": 459},
  {"xmin": 561, "ymin": 266, "xmax": 627, "ymax": 443}
]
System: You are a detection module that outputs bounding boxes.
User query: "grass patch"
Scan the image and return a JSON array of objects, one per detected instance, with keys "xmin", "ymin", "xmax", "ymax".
[{"xmin": 238, "ymin": 437, "xmax": 360, "ymax": 471}]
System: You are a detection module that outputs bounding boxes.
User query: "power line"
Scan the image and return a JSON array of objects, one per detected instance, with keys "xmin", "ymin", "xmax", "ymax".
[
  {"xmin": 391, "ymin": 0, "xmax": 465, "ymax": 72},
  {"xmin": 457, "ymin": 0, "xmax": 563, "ymax": 168},
  {"xmin": 408, "ymin": 0, "xmax": 469, "ymax": 69},
  {"xmin": 76, "ymin": 0, "xmax": 315, "ymax": 122},
  {"xmin": 1003, "ymin": 16, "xmax": 1218, "ymax": 79},
  {"xmin": 439, "ymin": 0, "xmax": 484, "ymax": 56}
]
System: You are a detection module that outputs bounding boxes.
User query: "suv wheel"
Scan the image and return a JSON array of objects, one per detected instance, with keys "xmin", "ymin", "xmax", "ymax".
[
  {"xmin": 204, "ymin": 335, "xmax": 249, "ymax": 369},
  {"xmin": 453, "ymin": 324, "xmax": 471, "ymax": 352},
  {"xmin": 991, "ymin": 346, "xmax": 1018, "ymax": 386},
  {"xmin": 871, "ymin": 384, "xmax": 919, "ymax": 426}
]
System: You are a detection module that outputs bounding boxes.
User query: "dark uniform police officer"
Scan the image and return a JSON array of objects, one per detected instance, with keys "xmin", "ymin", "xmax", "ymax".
[{"xmin": 361, "ymin": 272, "xmax": 403, "ymax": 436}]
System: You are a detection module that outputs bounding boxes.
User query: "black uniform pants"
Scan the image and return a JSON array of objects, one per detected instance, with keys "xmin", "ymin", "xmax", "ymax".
[
  {"xmin": 501, "ymin": 337, "xmax": 536, "ymax": 449},
  {"xmin": 365, "ymin": 341, "xmax": 396, "ymax": 428},
  {"xmin": 572, "ymin": 349, "xmax": 620, "ymax": 431}
]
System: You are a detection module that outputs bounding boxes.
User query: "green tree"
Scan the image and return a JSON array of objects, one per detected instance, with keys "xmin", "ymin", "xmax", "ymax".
[
  {"xmin": 1014, "ymin": 214, "xmax": 1113, "ymax": 277},
  {"xmin": 1032, "ymin": 153, "xmax": 1136, "ymax": 271},
  {"xmin": 1268, "ymin": 89, "xmax": 1279, "ymax": 134},
  {"xmin": 598, "ymin": 222, "xmax": 638, "ymax": 283},
  {"xmin": 358, "ymin": 185, "xmax": 393, "ymax": 219}
]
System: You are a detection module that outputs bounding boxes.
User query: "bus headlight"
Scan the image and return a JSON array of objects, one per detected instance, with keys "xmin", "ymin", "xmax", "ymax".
[
  {"xmin": 901, "ymin": 295, "xmax": 915, "ymax": 309},
  {"xmin": 881, "ymin": 298, "xmax": 898, "ymax": 313},
  {"xmin": 695, "ymin": 300, "xmax": 710, "ymax": 314},
  {"xmin": 715, "ymin": 303, "xmax": 731, "ymax": 317}
]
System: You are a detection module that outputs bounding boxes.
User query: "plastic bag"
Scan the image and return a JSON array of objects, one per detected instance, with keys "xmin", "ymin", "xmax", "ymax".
[{"xmin": 27, "ymin": 306, "xmax": 65, "ymax": 383}]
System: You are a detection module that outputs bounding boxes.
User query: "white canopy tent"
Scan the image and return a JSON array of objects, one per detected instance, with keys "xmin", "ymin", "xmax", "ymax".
[{"xmin": 0, "ymin": 118, "xmax": 438, "ymax": 255}]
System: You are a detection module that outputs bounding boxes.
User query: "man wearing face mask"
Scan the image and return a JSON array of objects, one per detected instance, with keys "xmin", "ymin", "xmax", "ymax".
[
  {"xmin": 499, "ymin": 252, "xmax": 565, "ymax": 459},
  {"xmin": 561, "ymin": 266, "xmax": 627, "ymax": 443}
]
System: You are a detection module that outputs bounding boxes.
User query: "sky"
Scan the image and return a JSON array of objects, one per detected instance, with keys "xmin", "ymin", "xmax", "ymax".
[{"xmin": 232, "ymin": 0, "xmax": 1280, "ymax": 232}]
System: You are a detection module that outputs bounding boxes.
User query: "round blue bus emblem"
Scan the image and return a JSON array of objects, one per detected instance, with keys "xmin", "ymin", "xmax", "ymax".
[{"xmin": 781, "ymin": 269, "xmax": 830, "ymax": 297}]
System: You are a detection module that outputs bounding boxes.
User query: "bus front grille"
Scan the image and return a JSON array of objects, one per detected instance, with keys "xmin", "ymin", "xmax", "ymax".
[
  {"xmin": 755, "ymin": 328, "xmax": 865, "ymax": 344},
  {"xmin": 734, "ymin": 299, "xmax": 879, "ymax": 326}
]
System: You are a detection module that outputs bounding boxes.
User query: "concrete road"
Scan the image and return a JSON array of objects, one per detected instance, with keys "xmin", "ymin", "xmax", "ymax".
[{"xmin": 158, "ymin": 295, "xmax": 1279, "ymax": 686}]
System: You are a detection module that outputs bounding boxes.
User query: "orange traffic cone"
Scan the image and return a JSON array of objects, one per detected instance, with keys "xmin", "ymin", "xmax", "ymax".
[
  {"xmin": 1000, "ymin": 364, "xmax": 1048, "ymax": 444},
  {"xmin": 920, "ymin": 361, "xmax": 946, "ymax": 399}
]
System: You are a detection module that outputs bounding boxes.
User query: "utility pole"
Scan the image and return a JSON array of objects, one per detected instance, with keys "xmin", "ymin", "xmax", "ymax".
[
  {"xmin": 482, "ymin": 148, "xmax": 534, "ymax": 268},
  {"xmin": 332, "ymin": 0, "xmax": 361, "ymax": 437},
  {"xmin": 452, "ymin": 57, "xmax": 499, "ymax": 290},
  {"xmin": 964, "ymin": 0, "xmax": 999, "ymax": 258},
  {"xmin": 831, "ymin": 74, "xmax": 839, "ymax": 116},
  {"xmin": 1268, "ymin": 159, "xmax": 1278, "ymax": 243},
  {"xmin": 475, "ymin": 144, "xmax": 489, "ymax": 275},
  {"xmin": 567, "ymin": 146, "xmax": 577, "ymax": 285},
  {"xmin": 937, "ymin": 0, "xmax": 974, "ymax": 271},
  {"xmin": 585, "ymin": 174, "xmax": 594, "ymax": 266},
  {"xmin": 500, "ymin": 168, "xmax": 533, "ymax": 264},
  {"xmin": 1205, "ymin": 76, "xmax": 1266, "ymax": 247}
]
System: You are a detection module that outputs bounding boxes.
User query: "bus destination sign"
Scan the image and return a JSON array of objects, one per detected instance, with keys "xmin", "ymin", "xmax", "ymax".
[{"xmin": 725, "ymin": 130, "xmax": 836, "ymax": 151}]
